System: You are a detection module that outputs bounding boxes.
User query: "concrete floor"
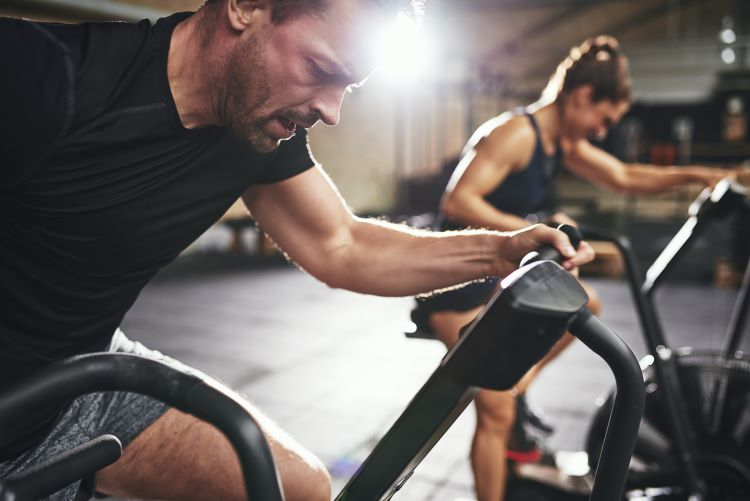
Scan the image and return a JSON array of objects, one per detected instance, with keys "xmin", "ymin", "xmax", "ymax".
[{"xmin": 120, "ymin": 253, "xmax": 748, "ymax": 501}]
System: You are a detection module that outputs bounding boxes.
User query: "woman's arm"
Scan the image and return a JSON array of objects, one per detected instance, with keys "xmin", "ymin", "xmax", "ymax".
[{"xmin": 565, "ymin": 139, "xmax": 728, "ymax": 194}]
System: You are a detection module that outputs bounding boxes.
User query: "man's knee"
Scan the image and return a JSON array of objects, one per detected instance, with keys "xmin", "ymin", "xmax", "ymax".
[
  {"xmin": 260, "ymin": 418, "xmax": 332, "ymax": 501},
  {"xmin": 291, "ymin": 461, "xmax": 332, "ymax": 501},
  {"xmin": 95, "ymin": 407, "xmax": 332, "ymax": 501}
]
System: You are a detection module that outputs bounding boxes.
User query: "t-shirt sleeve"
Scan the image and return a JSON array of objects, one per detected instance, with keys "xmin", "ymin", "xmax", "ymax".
[
  {"xmin": 0, "ymin": 18, "xmax": 74, "ymax": 188},
  {"xmin": 255, "ymin": 127, "xmax": 317, "ymax": 184}
]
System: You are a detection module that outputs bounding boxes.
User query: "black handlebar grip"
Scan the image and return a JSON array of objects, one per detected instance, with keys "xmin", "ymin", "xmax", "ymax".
[{"xmin": 519, "ymin": 224, "xmax": 583, "ymax": 267}]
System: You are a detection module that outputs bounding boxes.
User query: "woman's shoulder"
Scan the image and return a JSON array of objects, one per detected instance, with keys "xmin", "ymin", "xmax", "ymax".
[{"xmin": 470, "ymin": 112, "xmax": 536, "ymax": 157}]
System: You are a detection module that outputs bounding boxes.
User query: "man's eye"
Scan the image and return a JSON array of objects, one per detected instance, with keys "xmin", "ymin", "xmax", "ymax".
[{"xmin": 309, "ymin": 60, "xmax": 332, "ymax": 80}]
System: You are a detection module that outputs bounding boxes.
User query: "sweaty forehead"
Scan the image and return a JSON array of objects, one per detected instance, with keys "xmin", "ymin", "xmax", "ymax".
[{"xmin": 294, "ymin": 0, "xmax": 389, "ymax": 81}]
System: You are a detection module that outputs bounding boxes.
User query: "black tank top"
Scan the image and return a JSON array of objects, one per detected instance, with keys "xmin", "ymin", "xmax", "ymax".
[
  {"xmin": 483, "ymin": 111, "xmax": 561, "ymax": 218},
  {"xmin": 441, "ymin": 110, "xmax": 561, "ymax": 230}
]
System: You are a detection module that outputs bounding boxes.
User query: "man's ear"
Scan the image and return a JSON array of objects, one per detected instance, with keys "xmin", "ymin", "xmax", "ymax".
[{"xmin": 226, "ymin": 0, "xmax": 272, "ymax": 32}]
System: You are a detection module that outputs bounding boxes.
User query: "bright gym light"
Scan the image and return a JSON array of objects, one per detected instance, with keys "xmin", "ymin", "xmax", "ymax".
[
  {"xmin": 721, "ymin": 47, "xmax": 736, "ymax": 65},
  {"xmin": 720, "ymin": 28, "xmax": 736, "ymax": 45},
  {"xmin": 376, "ymin": 12, "xmax": 434, "ymax": 84}
]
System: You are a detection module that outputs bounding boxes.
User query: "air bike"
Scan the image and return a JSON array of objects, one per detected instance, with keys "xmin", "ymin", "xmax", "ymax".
[
  {"xmin": 582, "ymin": 178, "xmax": 750, "ymax": 501},
  {"xmin": 0, "ymin": 226, "xmax": 644, "ymax": 501}
]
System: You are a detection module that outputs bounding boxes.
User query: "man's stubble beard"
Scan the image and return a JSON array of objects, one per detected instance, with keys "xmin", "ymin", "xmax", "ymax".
[{"xmin": 224, "ymin": 30, "xmax": 279, "ymax": 153}]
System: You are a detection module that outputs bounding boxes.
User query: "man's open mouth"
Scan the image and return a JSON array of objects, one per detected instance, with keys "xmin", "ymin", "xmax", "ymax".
[{"xmin": 280, "ymin": 117, "xmax": 297, "ymax": 134}]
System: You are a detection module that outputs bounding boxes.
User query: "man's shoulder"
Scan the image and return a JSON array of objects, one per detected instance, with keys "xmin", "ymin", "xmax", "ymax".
[
  {"xmin": 43, "ymin": 17, "xmax": 173, "ymax": 131},
  {"xmin": 0, "ymin": 17, "xmax": 70, "ymax": 58},
  {"xmin": 1, "ymin": 16, "xmax": 156, "ymax": 94},
  {"xmin": 0, "ymin": 17, "xmax": 79, "ymax": 168},
  {"xmin": 0, "ymin": 16, "xmax": 151, "ymax": 53}
]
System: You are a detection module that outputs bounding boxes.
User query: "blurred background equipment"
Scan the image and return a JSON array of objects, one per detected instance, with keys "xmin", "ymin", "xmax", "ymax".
[{"xmin": 5, "ymin": 0, "xmax": 744, "ymax": 283}]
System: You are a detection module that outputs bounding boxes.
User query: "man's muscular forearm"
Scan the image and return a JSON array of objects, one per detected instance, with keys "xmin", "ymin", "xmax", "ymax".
[{"xmin": 316, "ymin": 219, "xmax": 592, "ymax": 297}]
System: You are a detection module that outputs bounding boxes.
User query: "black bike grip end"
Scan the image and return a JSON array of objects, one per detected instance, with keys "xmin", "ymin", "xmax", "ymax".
[{"xmin": 520, "ymin": 224, "xmax": 583, "ymax": 267}]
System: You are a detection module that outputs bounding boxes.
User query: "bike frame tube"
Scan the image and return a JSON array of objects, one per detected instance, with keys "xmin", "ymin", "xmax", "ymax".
[
  {"xmin": 723, "ymin": 254, "xmax": 750, "ymax": 357},
  {"xmin": 569, "ymin": 309, "xmax": 644, "ymax": 501},
  {"xmin": 706, "ymin": 254, "xmax": 750, "ymax": 434},
  {"xmin": 0, "ymin": 435, "xmax": 121, "ymax": 501},
  {"xmin": 337, "ymin": 261, "xmax": 590, "ymax": 500},
  {"xmin": 581, "ymin": 228, "xmax": 706, "ymax": 497},
  {"xmin": 0, "ymin": 354, "xmax": 284, "ymax": 501},
  {"xmin": 334, "ymin": 369, "xmax": 477, "ymax": 501},
  {"xmin": 642, "ymin": 216, "xmax": 700, "ymax": 295},
  {"xmin": 338, "ymin": 236, "xmax": 643, "ymax": 500},
  {"xmin": 582, "ymin": 229, "xmax": 669, "ymax": 349},
  {"xmin": 643, "ymin": 179, "xmax": 748, "ymax": 296}
]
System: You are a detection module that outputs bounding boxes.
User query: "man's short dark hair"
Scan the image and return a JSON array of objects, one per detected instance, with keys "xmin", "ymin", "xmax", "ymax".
[{"xmin": 202, "ymin": 0, "xmax": 420, "ymax": 24}]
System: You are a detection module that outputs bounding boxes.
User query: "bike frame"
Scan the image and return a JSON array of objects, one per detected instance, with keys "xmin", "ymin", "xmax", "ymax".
[
  {"xmin": 582, "ymin": 178, "xmax": 749, "ymax": 499},
  {"xmin": 0, "ymin": 257, "xmax": 645, "ymax": 501},
  {"xmin": 337, "ymin": 260, "xmax": 644, "ymax": 501}
]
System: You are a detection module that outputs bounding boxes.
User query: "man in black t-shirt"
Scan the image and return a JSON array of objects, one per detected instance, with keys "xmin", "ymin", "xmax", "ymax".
[{"xmin": 0, "ymin": 0, "xmax": 594, "ymax": 499}]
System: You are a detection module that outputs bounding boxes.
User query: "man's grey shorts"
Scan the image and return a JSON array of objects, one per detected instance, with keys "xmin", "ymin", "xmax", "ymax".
[{"xmin": 0, "ymin": 329, "xmax": 193, "ymax": 500}]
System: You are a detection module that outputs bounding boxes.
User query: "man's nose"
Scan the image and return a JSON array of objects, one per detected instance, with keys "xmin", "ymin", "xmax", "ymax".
[{"xmin": 311, "ymin": 86, "xmax": 345, "ymax": 126}]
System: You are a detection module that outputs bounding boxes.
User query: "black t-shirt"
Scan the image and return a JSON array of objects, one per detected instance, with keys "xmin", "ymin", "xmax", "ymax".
[{"xmin": 0, "ymin": 12, "xmax": 315, "ymax": 459}]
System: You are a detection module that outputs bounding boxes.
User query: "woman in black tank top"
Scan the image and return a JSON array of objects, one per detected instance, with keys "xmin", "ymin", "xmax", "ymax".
[{"xmin": 414, "ymin": 36, "xmax": 728, "ymax": 501}]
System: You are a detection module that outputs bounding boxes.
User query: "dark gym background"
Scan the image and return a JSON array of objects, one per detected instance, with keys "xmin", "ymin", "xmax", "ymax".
[{"xmin": 2, "ymin": 1, "xmax": 748, "ymax": 499}]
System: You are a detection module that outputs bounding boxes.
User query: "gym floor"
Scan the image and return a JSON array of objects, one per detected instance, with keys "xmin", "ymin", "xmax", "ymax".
[{"xmin": 120, "ymin": 253, "xmax": 748, "ymax": 501}]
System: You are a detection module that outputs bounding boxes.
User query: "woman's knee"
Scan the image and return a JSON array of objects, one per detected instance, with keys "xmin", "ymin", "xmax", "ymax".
[
  {"xmin": 581, "ymin": 281, "xmax": 602, "ymax": 315},
  {"xmin": 475, "ymin": 391, "xmax": 516, "ymax": 436},
  {"xmin": 429, "ymin": 308, "xmax": 483, "ymax": 349}
]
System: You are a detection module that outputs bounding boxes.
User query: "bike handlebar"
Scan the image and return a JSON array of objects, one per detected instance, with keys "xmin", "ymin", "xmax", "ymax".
[
  {"xmin": 520, "ymin": 224, "xmax": 583, "ymax": 267},
  {"xmin": 0, "ymin": 354, "xmax": 284, "ymax": 501},
  {"xmin": 522, "ymin": 223, "xmax": 645, "ymax": 500},
  {"xmin": 0, "ymin": 435, "xmax": 122, "ymax": 501}
]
